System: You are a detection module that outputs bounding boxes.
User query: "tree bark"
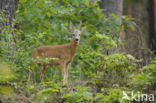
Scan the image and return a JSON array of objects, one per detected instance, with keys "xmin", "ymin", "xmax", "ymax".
[
  {"xmin": 155, "ymin": 0, "xmax": 156, "ymax": 34},
  {"xmin": 147, "ymin": 0, "xmax": 156, "ymax": 56},
  {"xmin": 0, "ymin": 0, "xmax": 19, "ymax": 27},
  {"xmin": 122, "ymin": 0, "xmax": 150, "ymax": 65},
  {"xmin": 0, "ymin": 0, "xmax": 19, "ymax": 57},
  {"xmin": 99, "ymin": 0, "xmax": 123, "ymax": 17},
  {"xmin": 124, "ymin": 0, "xmax": 132, "ymax": 17},
  {"xmin": 99, "ymin": 0, "xmax": 123, "ymax": 54}
]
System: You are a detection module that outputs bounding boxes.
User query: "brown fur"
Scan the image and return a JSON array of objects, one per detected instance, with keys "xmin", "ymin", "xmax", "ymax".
[{"xmin": 28, "ymin": 26, "xmax": 86, "ymax": 83}]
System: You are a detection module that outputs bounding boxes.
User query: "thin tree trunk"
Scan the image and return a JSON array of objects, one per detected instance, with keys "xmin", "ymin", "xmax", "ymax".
[
  {"xmin": 128, "ymin": 2, "xmax": 144, "ymax": 59},
  {"xmin": 123, "ymin": 0, "xmax": 132, "ymax": 41},
  {"xmin": 147, "ymin": 0, "xmax": 156, "ymax": 56},
  {"xmin": 155, "ymin": 0, "xmax": 156, "ymax": 33},
  {"xmin": 124, "ymin": 0, "xmax": 132, "ymax": 17}
]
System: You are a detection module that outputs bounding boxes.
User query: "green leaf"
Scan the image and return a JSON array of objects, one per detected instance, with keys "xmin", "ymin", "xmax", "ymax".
[{"xmin": 85, "ymin": 0, "xmax": 90, "ymax": 7}]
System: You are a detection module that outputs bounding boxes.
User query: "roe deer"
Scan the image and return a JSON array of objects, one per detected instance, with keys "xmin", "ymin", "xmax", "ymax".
[{"xmin": 28, "ymin": 22, "xmax": 86, "ymax": 84}]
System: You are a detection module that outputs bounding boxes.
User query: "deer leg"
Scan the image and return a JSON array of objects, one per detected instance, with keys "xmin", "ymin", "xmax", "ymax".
[
  {"xmin": 60, "ymin": 62, "xmax": 66, "ymax": 84},
  {"xmin": 27, "ymin": 65, "xmax": 36, "ymax": 82},
  {"xmin": 40, "ymin": 65, "xmax": 47, "ymax": 82},
  {"xmin": 65, "ymin": 62, "xmax": 70, "ymax": 83}
]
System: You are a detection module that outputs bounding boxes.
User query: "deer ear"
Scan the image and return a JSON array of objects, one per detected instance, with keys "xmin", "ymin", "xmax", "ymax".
[
  {"xmin": 80, "ymin": 26, "xmax": 86, "ymax": 33},
  {"xmin": 68, "ymin": 22, "xmax": 73, "ymax": 32}
]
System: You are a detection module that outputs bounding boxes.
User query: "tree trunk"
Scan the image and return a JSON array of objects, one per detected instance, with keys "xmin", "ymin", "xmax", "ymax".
[
  {"xmin": 122, "ymin": 0, "xmax": 149, "ymax": 65},
  {"xmin": 155, "ymin": 0, "xmax": 156, "ymax": 34},
  {"xmin": 99, "ymin": 0, "xmax": 123, "ymax": 54},
  {"xmin": 99, "ymin": 0, "xmax": 123, "ymax": 17},
  {"xmin": 0, "ymin": 0, "xmax": 19, "ymax": 57},
  {"xmin": 147, "ymin": 0, "xmax": 156, "ymax": 56},
  {"xmin": 0, "ymin": 0, "xmax": 18, "ymax": 27},
  {"xmin": 124, "ymin": 0, "xmax": 132, "ymax": 17}
]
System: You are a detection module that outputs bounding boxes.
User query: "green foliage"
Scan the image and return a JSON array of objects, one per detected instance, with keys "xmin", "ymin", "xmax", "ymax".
[
  {"xmin": 0, "ymin": 63, "xmax": 15, "ymax": 83},
  {"xmin": 0, "ymin": 63, "xmax": 16, "ymax": 97},
  {"xmin": 133, "ymin": 57, "xmax": 156, "ymax": 90},
  {"xmin": 104, "ymin": 54, "xmax": 135, "ymax": 71},
  {"xmin": 27, "ymin": 82, "xmax": 131, "ymax": 103},
  {"xmin": 102, "ymin": 88, "xmax": 130, "ymax": 103},
  {"xmin": 64, "ymin": 86, "xmax": 93, "ymax": 103},
  {"xmin": 28, "ymin": 82, "xmax": 94, "ymax": 103},
  {"xmin": 0, "ymin": 86, "xmax": 15, "ymax": 97}
]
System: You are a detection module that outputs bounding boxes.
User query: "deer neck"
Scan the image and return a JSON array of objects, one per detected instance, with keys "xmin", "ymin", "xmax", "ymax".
[{"xmin": 70, "ymin": 39, "xmax": 79, "ymax": 57}]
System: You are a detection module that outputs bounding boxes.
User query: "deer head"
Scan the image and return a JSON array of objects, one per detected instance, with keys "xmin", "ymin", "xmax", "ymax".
[{"xmin": 69, "ymin": 22, "xmax": 86, "ymax": 44}]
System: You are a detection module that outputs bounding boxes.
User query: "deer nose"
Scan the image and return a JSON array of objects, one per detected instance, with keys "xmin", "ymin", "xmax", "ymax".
[{"xmin": 75, "ymin": 38, "xmax": 79, "ymax": 41}]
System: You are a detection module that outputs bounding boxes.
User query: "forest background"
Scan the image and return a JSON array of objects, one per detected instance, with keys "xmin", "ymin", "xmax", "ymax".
[{"xmin": 0, "ymin": 0, "xmax": 156, "ymax": 103}]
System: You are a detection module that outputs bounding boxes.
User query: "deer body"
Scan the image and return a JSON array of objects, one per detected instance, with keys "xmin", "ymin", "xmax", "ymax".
[
  {"xmin": 28, "ymin": 24, "xmax": 86, "ymax": 84},
  {"xmin": 33, "ymin": 43, "xmax": 77, "ymax": 65}
]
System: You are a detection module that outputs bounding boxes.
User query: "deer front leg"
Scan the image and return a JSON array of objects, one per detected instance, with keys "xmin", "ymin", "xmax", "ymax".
[
  {"xmin": 40, "ymin": 65, "xmax": 47, "ymax": 82},
  {"xmin": 61, "ymin": 62, "xmax": 67, "ymax": 84},
  {"xmin": 65, "ymin": 62, "xmax": 70, "ymax": 83}
]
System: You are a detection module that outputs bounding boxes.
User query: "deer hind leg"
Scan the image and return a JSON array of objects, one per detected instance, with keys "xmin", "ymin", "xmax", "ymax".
[{"xmin": 40, "ymin": 65, "xmax": 47, "ymax": 82}]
